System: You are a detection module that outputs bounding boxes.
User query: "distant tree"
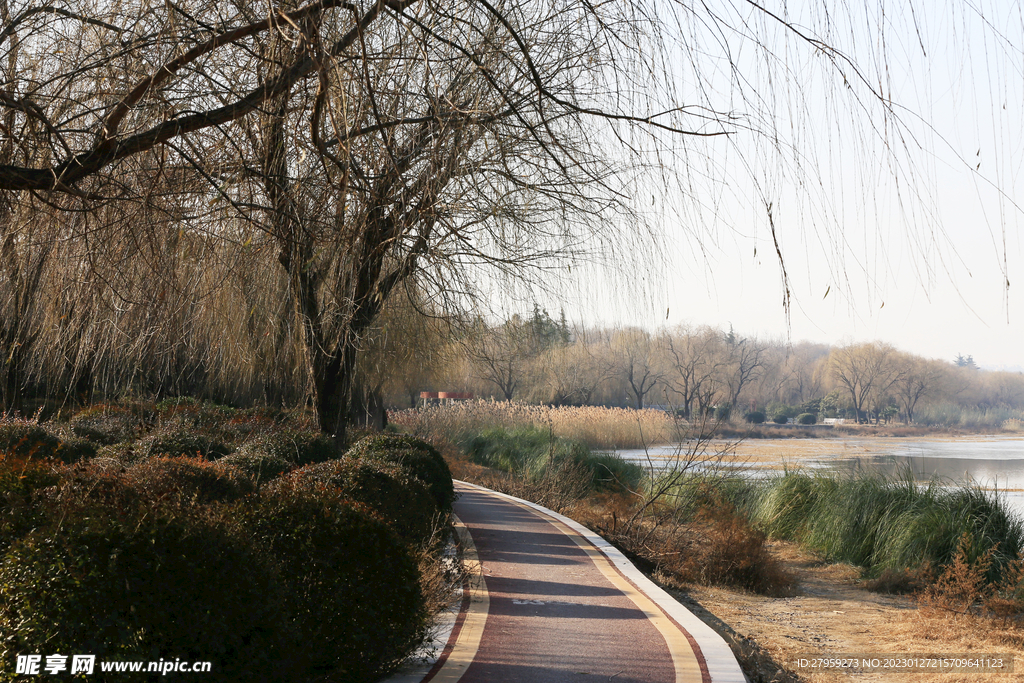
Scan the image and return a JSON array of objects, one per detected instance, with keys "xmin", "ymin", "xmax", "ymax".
[
  {"xmin": 891, "ymin": 356, "xmax": 944, "ymax": 424},
  {"xmin": 955, "ymin": 354, "xmax": 979, "ymax": 370},
  {"xmin": 609, "ymin": 328, "xmax": 664, "ymax": 410},
  {"xmin": 469, "ymin": 316, "xmax": 537, "ymax": 402},
  {"xmin": 829, "ymin": 342, "xmax": 901, "ymax": 424},
  {"xmin": 664, "ymin": 326, "xmax": 723, "ymax": 419}
]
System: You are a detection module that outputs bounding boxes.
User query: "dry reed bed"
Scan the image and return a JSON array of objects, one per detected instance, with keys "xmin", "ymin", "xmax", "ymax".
[{"xmin": 389, "ymin": 400, "xmax": 678, "ymax": 450}]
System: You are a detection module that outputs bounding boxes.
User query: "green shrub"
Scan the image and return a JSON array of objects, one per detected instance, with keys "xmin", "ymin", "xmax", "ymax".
[
  {"xmin": 238, "ymin": 485, "xmax": 426, "ymax": 681},
  {"xmin": 285, "ymin": 458, "xmax": 438, "ymax": 547},
  {"xmin": 772, "ymin": 413, "xmax": 789, "ymax": 424},
  {"xmin": 0, "ymin": 514, "xmax": 291, "ymax": 683},
  {"xmin": 796, "ymin": 413, "xmax": 817, "ymax": 425},
  {"xmin": 744, "ymin": 411, "xmax": 766, "ymax": 424},
  {"xmin": 218, "ymin": 448, "xmax": 293, "ymax": 486},
  {"xmin": 240, "ymin": 430, "xmax": 339, "ymax": 466},
  {"xmin": 0, "ymin": 423, "xmax": 94, "ymax": 463},
  {"xmin": 127, "ymin": 457, "xmax": 255, "ymax": 505},
  {"xmin": 0, "ymin": 456, "xmax": 60, "ymax": 497},
  {"xmin": 347, "ymin": 434, "xmax": 455, "ymax": 512},
  {"xmin": 140, "ymin": 429, "xmax": 231, "ymax": 460},
  {"xmin": 69, "ymin": 405, "xmax": 147, "ymax": 445},
  {"xmin": 714, "ymin": 404, "xmax": 732, "ymax": 421}
]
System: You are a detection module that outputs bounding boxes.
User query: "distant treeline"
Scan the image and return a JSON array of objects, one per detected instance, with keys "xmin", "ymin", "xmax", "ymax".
[
  {"xmin": 398, "ymin": 311, "xmax": 1024, "ymax": 428},
  {"xmin": 3, "ymin": 266, "xmax": 1022, "ymax": 429}
]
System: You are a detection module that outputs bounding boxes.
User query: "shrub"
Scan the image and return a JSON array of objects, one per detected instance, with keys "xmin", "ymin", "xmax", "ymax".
[
  {"xmin": 127, "ymin": 457, "xmax": 255, "ymax": 506},
  {"xmin": 0, "ymin": 455, "xmax": 60, "ymax": 497},
  {"xmin": 347, "ymin": 434, "xmax": 455, "ymax": 512},
  {"xmin": 675, "ymin": 505, "xmax": 795, "ymax": 596},
  {"xmin": 0, "ymin": 514, "xmax": 291, "ymax": 683},
  {"xmin": 0, "ymin": 423, "xmax": 94, "ymax": 463},
  {"xmin": 218, "ymin": 448, "xmax": 293, "ymax": 486},
  {"xmin": 772, "ymin": 413, "xmax": 789, "ymax": 424},
  {"xmin": 284, "ymin": 457, "xmax": 438, "ymax": 547},
  {"xmin": 744, "ymin": 411, "xmax": 766, "ymax": 424},
  {"xmin": 69, "ymin": 405, "xmax": 147, "ymax": 445},
  {"xmin": 140, "ymin": 429, "xmax": 231, "ymax": 460},
  {"xmin": 237, "ymin": 486, "xmax": 426, "ymax": 681},
  {"xmin": 714, "ymin": 403, "xmax": 732, "ymax": 421},
  {"xmin": 240, "ymin": 429, "xmax": 339, "ymax": 466},
  {"xmin": 796, "ymin": 413, "xmax": 817, "ymax": 425}
]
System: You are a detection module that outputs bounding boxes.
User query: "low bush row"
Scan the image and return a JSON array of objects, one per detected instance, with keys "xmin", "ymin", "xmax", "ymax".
[{"xmin": 0, "ymin": 409, "xmax": 455, "ymax": 683}]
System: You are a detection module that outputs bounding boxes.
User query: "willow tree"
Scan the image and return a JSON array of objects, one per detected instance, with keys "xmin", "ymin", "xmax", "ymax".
[{"xmin": 0, "ymin": 0, "xmax": 1014, "ymax": 437}]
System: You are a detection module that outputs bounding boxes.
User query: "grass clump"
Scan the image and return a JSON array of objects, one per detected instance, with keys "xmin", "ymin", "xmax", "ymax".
[
  {"xmin": 746, "ymin": 469, "xmax": 1024, "ymax": 585},
  {"xmin": 459, "ymin": 425, "xmax": 642, "ymax": 494}
]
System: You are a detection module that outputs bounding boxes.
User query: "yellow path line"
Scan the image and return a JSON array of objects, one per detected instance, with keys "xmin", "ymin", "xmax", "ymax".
[{"xmin": 429, "ymin": 514, "xmax": 489, "ymax": 683}]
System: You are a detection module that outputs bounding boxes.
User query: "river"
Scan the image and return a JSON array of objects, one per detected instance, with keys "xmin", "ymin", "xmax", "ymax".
[{"xmin": 616, "ymin": 435, "xmax": 1024, "ymax": 519}]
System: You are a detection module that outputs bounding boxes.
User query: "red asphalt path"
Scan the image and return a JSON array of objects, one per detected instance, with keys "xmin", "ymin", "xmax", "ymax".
[{"xmin": 412, "ymin": 482, "xmax": 746, "ymax": 683}]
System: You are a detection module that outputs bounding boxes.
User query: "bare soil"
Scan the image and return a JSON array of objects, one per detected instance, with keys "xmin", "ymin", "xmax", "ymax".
[{"xmin": 661, "ymin": 541, "xmax": 1024, "ymax": 682}]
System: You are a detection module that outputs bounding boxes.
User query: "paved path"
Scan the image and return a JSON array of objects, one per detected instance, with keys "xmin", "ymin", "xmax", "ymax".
[{"xmin": 410, "ymin": 482, "xmax": 746, "ymax": 683}]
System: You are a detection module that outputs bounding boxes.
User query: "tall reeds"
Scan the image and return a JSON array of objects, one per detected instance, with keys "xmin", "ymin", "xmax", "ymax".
[
  {"xmin": 742, "ymin": 469, "xmax": 1024, "ymax": 582},
  {"xmin": 390, "ymin": 400, "xmax": 677, "ymax": 450}
]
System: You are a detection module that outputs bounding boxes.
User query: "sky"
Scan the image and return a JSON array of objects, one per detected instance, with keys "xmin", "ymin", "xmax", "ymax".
[{"xmin": 523, "ymin": 0, "xmax": 1024, "ymax": 370}]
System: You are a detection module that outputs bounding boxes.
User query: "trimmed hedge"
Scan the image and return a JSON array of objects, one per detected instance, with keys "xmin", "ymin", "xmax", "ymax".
[
  {"xmin": 218, "ymin": 448, "xmax": 293, "ymax": 486},
  {"xmin": 744, "ymin": 411, "xmax": 766, "ymax": 424},
  {"xmin": 796, "ymin": 413, "xmax": 817, "ymax": 425},
  {"xmin": 346, "ymin": 435, "xmax": 455, "ymax": 512},
  {"xmin": 0, "ymin": 513, "xmax": 290, "ymax": 683},
  {"xmin": 238, "ymin": 429, "xmax": 339, "ymax": 466},
  {"xmin": 140, "ymin": 428, "xmax": 231, "ymax": 460},
  {"xmin": 126, "ymin": 456, "xmax": 255, "ymax": 505},
  {"xmin": 239, "ymin": 485, "xmax": 427, "ymax": 680},
  {"xmin": 69, "ymin": 405, "xmax": 147, "ymax": 445},
  {"xmin": 0, "ymin": 456, "xmax": 431, "ymax": 683},
  {"xmin": 286, "ymin": 458, "xmax": 438, "ymax": 547},
  {"xmin": 0, "ymin": 424, "xmax": 95, "ymax": 463}
]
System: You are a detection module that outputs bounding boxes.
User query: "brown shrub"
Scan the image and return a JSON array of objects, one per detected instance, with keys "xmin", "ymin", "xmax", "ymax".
[
  {"xmin": 920, "ymin": 533, "xmax": 996, "ymax": 615},
  {"xmin": 671, "ymin": 505, "xmax": 797, "ymax": 596},
  {"xmin": 864, "ymin": 566, "xmax": 933, "ymax": 595}
]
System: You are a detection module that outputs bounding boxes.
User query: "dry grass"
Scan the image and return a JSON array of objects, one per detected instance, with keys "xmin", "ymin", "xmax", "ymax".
[{"xmin": 390, "ymin": 400, "xmax": 677, "ymax": 450}]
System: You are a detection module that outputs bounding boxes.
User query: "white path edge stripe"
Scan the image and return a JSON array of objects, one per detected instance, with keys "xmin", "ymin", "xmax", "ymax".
[{"xmin": 456, "ymin": 480, "xmax": 747, "ymax": 683}]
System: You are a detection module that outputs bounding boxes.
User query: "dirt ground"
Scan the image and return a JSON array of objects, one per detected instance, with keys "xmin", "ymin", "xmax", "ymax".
[{"xmin": 663, "ymin": 541, "xmax": 1024, "ymax": 682}]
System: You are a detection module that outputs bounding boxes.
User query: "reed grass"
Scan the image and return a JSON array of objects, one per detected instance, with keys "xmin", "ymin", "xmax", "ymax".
[
  {"xmin": 459, "ymin": 425, "xmax": 643, "ymax": 493},
  {"xmin": 389, "ymin": 400, "xmax": 677, "ymax": 450},
  {"xmin": 733, "ymin": 468, "xmax": 1024, "ymax": 582}
]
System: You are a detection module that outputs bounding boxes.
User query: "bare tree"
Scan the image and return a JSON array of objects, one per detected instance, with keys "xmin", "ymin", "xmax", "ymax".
[
  {"xmin": 829, "ymin": 342, "xmax": 901, "ymax": 424},
  {"xmin": 0, "ymin": 0, "xmax": 1017, "ymax": 437},
  {"xmin": 469, "ymin": 316, "xmax": 537, "ymax": 402},
  {"xmin": 665, "ymin": 326, "xmax": 723, "ymax": 419},
  {"xmin": 610, "ymin": 328, "xmax": 663, "ymax": 410}
]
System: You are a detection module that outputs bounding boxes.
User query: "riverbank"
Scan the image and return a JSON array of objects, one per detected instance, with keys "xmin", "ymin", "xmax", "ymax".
[
  {"xmin": 436, "ymin": 425, "xmax": 1024, "ymax": 682},
  {"xmin": 668, "ymin": 540, "xmax": 1024, "ymax": 683}
]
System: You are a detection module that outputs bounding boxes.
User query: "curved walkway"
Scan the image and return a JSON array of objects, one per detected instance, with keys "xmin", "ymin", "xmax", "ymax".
[{"xmin": 393, "ymin": 481, "xmax": 746, "ymax": 683}]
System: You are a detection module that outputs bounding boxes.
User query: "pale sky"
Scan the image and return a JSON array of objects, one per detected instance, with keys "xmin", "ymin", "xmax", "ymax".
[{"xmin": 527, "ymin": 1, "xmax": 1024, "ymax": 370}]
